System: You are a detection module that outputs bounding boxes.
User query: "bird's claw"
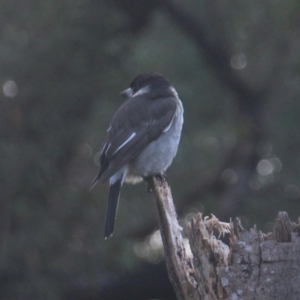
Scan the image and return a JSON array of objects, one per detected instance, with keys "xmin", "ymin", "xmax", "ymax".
[
  {"xmin": 143, "ymin": 173, "xmax": 167, "ymax": 192},
  {"xmin": 156, "ymin": 173, "xmax": 167, "ymax": 180},
  {"xmin": 143, "ymin": 176, "xmax": 153, "ymax": 193}
]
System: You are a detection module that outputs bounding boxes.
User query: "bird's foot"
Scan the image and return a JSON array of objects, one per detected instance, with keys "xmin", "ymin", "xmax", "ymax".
[
  {"xmin": 143, "ymin": 176, "xmax": 153, "ymax": 193},
  {"xmin": 143, "ymin": 173, "xmax": 167, "ymax": 192},
  {"xmin": 155, "ymin": 172, "xmax": 167, "ymax": 181},
  {"xmin": 154, "ymin": 173, "xmax": 168, "ymax": 188}
]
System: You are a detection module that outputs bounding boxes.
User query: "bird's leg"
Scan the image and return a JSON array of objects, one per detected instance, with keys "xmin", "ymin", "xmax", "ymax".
[{"xmin": 143, "ymin": 176, "xmax": 154, "ymax": 193}]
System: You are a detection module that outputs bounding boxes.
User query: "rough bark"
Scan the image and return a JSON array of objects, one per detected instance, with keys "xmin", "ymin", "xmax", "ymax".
[
  {"xmin": 217, "ymin": 212, "xmax": 300, "ymax": 300},
  {"xmin": 149, "ymin": 176, "xmax": 200, "ymax": 300},
  {"xmin": 151, "ymin": 176, "xmax": 300, "ymax": 300}
]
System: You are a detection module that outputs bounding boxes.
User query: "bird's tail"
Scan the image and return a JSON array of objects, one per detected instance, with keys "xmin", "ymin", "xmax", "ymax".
[{"xmin": 104, "ymin": 178, "xmax": 122, "ymax": 239}]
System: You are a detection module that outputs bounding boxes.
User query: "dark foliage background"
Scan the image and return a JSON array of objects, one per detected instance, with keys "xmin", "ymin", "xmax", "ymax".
[{"xmin": 1, "ymin": 0, "xmax": 300, "ymax": 299}]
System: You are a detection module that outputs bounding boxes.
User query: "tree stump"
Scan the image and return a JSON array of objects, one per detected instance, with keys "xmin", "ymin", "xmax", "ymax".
[
  {"xmin": 151, "ymin": 177, "xmax": 300, "ymax": 300},
  {"xmin": 217, "ymin": 212, "xmax": 300, "ymax": 300}
]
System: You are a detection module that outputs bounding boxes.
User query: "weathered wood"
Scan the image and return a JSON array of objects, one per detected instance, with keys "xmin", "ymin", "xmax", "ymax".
[
  {"xmin": 219, "ymin": 212, "xmax": 300, "ymax": 300},
  {"xmin": 151, "ymin": 176, "xmax": 300, "ymax": 300},
  {"xmin": 150, "ymin": 176, "xmax": 200, "ymax": 299},
  {"xmin": 187, "ymin": 214, "xmax": 231, "ymax": 300}
]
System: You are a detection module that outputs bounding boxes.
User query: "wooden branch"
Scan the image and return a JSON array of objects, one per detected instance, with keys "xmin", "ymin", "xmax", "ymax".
[{"xmin": 150, "ymin": 176, "xmax": 200, "ymax": 299}]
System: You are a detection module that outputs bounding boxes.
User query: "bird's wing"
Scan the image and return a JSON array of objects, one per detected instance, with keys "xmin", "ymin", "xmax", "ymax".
[{"xmin": 97, "ymin": 95, "xmax": 177, "ymax": 183}]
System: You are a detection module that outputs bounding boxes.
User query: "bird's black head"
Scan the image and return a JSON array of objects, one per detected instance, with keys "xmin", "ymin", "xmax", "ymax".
[
  {"xmin": 120, "ymin": 73, "xmax": 176, "ymax": 99},
  {"xmin": 130, "ymin": 73, "xmax": 171, "ymax": 94}
]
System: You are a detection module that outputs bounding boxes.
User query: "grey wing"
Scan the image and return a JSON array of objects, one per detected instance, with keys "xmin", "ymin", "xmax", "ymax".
[{"xmin": 97, "ymin": 96, "xmax": 177, "ymax": 183}]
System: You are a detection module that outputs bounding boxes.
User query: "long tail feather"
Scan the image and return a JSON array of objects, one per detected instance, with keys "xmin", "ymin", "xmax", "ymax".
[{"xmin": 104, "ymin": 178, "xmax": 122, "ymax": 239}]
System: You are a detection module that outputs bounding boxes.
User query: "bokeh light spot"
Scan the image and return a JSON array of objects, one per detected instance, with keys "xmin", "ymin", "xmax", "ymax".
[
  {"xmin": 269, "ymin": 157, "xmax": 282, "ymax": 173},
  {"xmin": 230, "ymin": 53, "xmax": 247, "ymax": 70},
  {"xmin": 3, "ymin": 80, "xmax": 18, "ymax": 97},
  {"xmin": 204, "ymin": 136, "xmax": 220, "ymax": 153},
  {"xmin": 149, "ymin": 230, "xmax": 163, "ymax": 251},
  {"xmin": 249, "ymin": 175, "xmax": 263, "ymax": 190},
  {"xmin": 257, "ymin": 159, "xmax": 273, "ymax": 176},
  {"xmin": 222, "ymin": 169, "xmax": 238, "ymax": 185},
  {"xmin": 133, "ymin": 231, "xmax": 164, "ymax": 263},
  {"xmin": 284, "ymin": 184, "xmax": 300, "ymax": 200},
  {"xmin": 79, "ymin": 143, "xmax": 92, "ymax": 159}
]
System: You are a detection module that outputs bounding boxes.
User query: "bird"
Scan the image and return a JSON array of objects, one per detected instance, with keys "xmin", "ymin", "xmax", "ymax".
[{"xmin": 90, "ymin": 73, "xmax": 184, "ymax": 239}]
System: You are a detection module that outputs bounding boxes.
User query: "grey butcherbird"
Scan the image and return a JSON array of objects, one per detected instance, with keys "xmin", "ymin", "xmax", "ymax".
[{"xmin": 90, "ymin": 73, "xmax": 184, "ymax": 239}]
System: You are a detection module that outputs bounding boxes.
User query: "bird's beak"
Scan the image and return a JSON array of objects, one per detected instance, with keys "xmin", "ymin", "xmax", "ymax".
[{"xmin": 120, "ymin": 88, "xmax": 133, "ymax": 99}]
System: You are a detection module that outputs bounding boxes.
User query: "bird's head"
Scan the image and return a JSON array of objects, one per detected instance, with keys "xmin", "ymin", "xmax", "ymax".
[{"xmin": 120, "ymin": 73, "xmax": 177, "ymax": 99}]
